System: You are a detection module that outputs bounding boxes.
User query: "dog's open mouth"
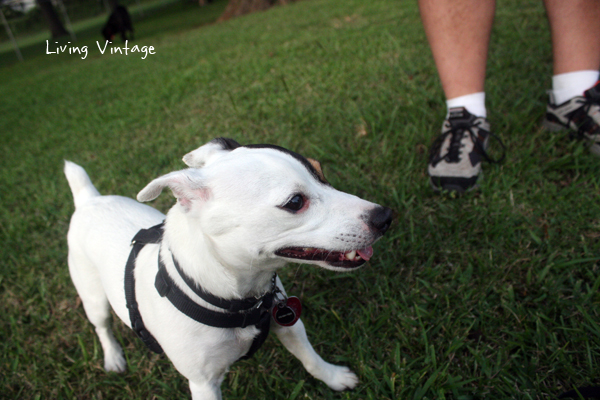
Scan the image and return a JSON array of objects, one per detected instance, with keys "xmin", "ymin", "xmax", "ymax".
[{"xmin": 275, "ymin": 246, "xmax": 373, "ymax": 268}]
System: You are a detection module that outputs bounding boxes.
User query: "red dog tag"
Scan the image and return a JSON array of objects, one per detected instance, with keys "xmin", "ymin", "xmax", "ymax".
[{"xmin": 272, "ymin": 296, "xmax": 302, "ymax": 326}]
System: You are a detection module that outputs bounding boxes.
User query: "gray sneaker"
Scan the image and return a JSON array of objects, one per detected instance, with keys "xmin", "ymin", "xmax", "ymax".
[
  {"xmin": 428, "ymin": 107, "xmax": 505, "ymax": 193},
  {"xmin": 544, "ymin": 81, "xmax": 600, "ymax": 157}
]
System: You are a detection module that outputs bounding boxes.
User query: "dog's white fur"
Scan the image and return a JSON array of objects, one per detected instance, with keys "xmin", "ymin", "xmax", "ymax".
[{"xmin": 64, "ymin": 140, "xmax": 386, "ymax": 399}]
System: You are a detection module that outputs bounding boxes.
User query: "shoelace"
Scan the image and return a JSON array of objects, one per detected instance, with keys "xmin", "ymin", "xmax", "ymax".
[{"xmin": 429, "ymin": 120, "xmax": 506, "ymax": 165}]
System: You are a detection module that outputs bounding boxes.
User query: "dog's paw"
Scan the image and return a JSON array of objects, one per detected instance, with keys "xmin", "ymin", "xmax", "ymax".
[
  {"xmin": 104, "ymin": 351, "xmax": 127, "ymax": 373},
  {"xmin": 313, "ymin": 363, "xmax": 358, "ymax": 391},
  {"xmin": 325, "ymin": 365, "xmax": 359, "ymax": 391}
]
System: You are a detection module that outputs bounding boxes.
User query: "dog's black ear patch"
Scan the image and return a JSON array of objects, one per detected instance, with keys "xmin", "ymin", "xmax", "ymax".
[
  {"xmin": 212, "ymin": 137, "xmax": 241, "ymax": 151},
  {"xmin": 243, "ymin": 144, "xmax": 330, "ymax": 186}
]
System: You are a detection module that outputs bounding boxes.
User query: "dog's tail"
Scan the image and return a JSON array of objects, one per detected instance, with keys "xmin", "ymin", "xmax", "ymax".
[{"xmin": 64, "ymin": 161, "xmax": 101, "ymax": 208}]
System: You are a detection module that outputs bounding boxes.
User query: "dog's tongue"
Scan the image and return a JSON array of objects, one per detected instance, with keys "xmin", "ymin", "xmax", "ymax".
[{"xmin": 357, "ymin": 246, "xmax": 373, "ymax": 261}]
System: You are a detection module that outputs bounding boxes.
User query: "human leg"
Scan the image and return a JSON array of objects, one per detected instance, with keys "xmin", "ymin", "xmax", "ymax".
[
  {"xmin": 543, "ymin": 0, "xmax": 600, "ymax": 156},
  {"xmin": 544, "ymin": 0, "xmax": 600, "ymax": 76},
  {"xmin": 418, "ymin": 0, "xmax": 495, "ymax": 102},
  {"xmin": 419, "ymin": 0, "xmax": 504, "ymax": 192}
]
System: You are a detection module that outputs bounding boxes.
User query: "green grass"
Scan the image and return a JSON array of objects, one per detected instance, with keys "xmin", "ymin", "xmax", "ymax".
[{"xmin": 1, "ymin": 0, "xmax": 599, "ymax": 399}]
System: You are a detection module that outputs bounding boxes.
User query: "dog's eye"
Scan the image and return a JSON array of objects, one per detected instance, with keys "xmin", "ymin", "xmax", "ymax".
[{"xmin": 282, "ymin": 194, "xmax": 305, "ymax": 212}]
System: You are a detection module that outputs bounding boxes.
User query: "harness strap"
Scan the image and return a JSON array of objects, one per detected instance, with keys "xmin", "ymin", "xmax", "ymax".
[
  {"xmin": 239, "ymin": 305, "xmax": 272, "ymax": 360},
  {"xmin": 124, "ymin": 222, "xmax": 274, "ymax": 360},
  {"xmin": 124, "ymin": 223, "xmax": 165, "ymax": 354},
  {"xmin": 154, "ymin": 259, "xmax": 273, "ymax": 360},
  {"xmin": 154, "ymin": 260, "xmax": 274, "ymax": 329},
  {"xmin": 170, "ymin": 254, "xmax": 270, "ymax": 313}
]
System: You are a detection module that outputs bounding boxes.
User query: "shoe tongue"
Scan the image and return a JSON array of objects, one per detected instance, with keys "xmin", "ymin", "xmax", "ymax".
[
  {"xmin": 357, "ymin": 246, "xmax": 373, "ymax": 261},
  {"xmin": 448, "ymin": 107, "xmax": 469, "ymax": 120}
]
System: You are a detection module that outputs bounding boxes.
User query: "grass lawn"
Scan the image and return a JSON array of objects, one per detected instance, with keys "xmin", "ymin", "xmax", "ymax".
[{"xmin": 1, "ymin": 0, "xmax": 599, "ymax": 398}]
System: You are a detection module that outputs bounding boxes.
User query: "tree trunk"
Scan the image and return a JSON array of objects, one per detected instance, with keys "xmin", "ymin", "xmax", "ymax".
[
  {"xmin": 218, "ymin": 0, "xmax": 298, "ymax": 22},
  {"xmin": 35, "ymin": 0, "xmax": 69, "ymax": 38}
]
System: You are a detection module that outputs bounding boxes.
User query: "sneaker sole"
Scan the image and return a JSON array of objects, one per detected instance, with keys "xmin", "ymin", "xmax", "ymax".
[
  {"xmin": 430, "ymin": 181, "xmax": 479, "ymax": 194},
  {"xmin": 429, "ymin": 173, "xmax": 483, "ymax": 194},
  {"xmin": 542, "ymin": 119, "xmax": 567, "ymax": 132}
]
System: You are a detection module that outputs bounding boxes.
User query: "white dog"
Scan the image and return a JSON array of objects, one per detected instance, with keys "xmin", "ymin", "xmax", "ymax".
[{"xmin": 64, "ymin": 138, "xmax": 392, "ymax": 400}]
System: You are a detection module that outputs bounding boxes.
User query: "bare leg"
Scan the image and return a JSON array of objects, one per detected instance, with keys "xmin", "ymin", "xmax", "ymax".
[
  {"xmin": 543, "ymin": 0, "xmax": 600, "ymax": 75},
  {"xmin": 421, "ymin": 0, "xmax": 498, "ymax": 193},
  {"xmin": 418, "ymin": 0, "xmax": 496, "ymax": 99},
  {"xmin": 543, "ymin": 0, "xmax": 600, "ymax": 157}
]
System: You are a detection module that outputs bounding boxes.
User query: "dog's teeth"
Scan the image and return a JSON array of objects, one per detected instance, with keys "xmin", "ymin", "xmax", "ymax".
[
  {"xmin": 345, "ymin": 250, "xmax": 356, "ymax": 260},
  {"xmin": 304, "ymin": 247, "xmax": 314, "ymax": 251}
]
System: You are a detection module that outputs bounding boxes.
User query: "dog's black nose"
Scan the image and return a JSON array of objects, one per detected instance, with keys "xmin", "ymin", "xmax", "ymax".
[{"xmin": 367, "ymin": 206, "xmax": 393, "ymax": 235}]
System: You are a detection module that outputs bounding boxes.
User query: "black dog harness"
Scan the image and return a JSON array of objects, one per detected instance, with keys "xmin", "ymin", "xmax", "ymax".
[{"xmin": 124, "ymin": 222, "xmax": 277, "ymax": 360}]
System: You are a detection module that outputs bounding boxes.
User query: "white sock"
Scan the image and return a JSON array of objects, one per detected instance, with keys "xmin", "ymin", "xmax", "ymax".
[
  {"xmin": 446, "ymin": 92, "xmax": 486, "ymax": 118},
  {"xmin": 552, "ymin": 70, "xmax": 599, "ymax": 104}
]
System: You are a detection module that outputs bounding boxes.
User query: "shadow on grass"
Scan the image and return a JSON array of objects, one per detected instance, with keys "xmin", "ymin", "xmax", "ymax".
[{"xmin": 0, "ymin": 0, "xmax": 227, "ymax": 69}]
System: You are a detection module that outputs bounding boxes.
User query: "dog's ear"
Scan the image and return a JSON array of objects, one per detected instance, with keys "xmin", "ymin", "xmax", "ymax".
[
  {"xmin": 183, "ymin": 137, "xmax": 241, "ymax": 168},
  {"xmin": 137, "ymin": 169, "xmax": 208, "ymax": 211},
  {"xmin": 307, "ymin": 158, "xmax": 327, "ymax": 183}
]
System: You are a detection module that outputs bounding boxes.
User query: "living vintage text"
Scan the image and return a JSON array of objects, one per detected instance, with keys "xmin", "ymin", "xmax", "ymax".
[{"xmin": 46, "ymin": 40, "xmax": 156, "ymax": 60}]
